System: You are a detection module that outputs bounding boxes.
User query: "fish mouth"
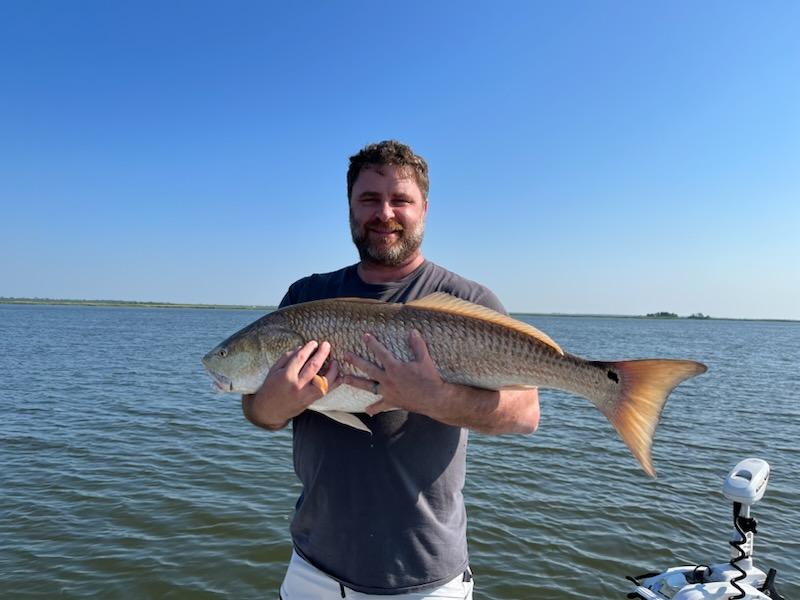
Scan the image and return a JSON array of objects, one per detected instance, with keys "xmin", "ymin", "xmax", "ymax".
[{"xmin": 210, "ymin": 373, "xmax": 233, "ymax": 393}]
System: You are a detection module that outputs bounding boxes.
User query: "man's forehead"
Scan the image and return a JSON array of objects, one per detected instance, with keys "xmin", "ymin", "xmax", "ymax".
[{"xmin": 361, "ymin": 163, "xmax": 415, "ymax": 180}]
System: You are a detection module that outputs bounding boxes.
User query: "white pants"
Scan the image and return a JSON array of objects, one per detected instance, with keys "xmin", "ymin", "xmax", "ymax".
[{"xmin": 279, "ymin": 550, "xmax": 474, "ymax": 599}]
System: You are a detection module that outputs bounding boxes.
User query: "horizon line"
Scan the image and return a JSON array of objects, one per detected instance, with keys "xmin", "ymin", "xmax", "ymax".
[{"xmin": 1, "ymin": 297, "xmax": 797, "ymax": 323}]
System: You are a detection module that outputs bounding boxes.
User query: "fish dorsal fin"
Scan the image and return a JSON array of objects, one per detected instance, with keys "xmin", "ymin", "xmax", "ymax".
[{"xmin": 405, "ymin": 292, "xmax": 563, "ymax": 355}]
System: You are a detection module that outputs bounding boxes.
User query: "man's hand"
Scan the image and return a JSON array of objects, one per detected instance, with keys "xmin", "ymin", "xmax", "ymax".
[
  {"xmin": 242, "ymin": 340, "xmax": 340, "ymax": 430},
  {"xmin": 342, "ymin": 330, "xmax": 541, "ymax": 434},
  {"xmin": 343, "ymin": 330, "xmax": 444, "ymax": 416}
]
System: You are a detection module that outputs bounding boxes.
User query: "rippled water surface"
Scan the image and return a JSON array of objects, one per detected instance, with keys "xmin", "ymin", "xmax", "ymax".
[{"xmin": 1, "ymin": 305, "xmax": 798, "ymax": 598}]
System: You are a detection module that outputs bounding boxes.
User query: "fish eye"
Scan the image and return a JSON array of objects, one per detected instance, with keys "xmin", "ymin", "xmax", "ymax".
[{"xmin": 218, "ymin": 348, "xmax": 228, "ymax": 358}]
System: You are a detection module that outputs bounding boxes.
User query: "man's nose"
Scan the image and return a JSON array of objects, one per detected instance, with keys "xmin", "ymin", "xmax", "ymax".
[{"xmin": 376, "ymin": 200, "xmax": 394, "ymax": 221}]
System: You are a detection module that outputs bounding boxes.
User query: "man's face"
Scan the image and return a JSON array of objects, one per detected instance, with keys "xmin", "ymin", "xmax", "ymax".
[{"xmin": 349, "ymin": 164, "xmax": 428, "ymax": 267}]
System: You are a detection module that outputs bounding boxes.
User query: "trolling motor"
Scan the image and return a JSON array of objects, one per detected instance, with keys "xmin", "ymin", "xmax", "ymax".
[{"xmin": 627, "ymin": 458, "xmax": 784, "ymax": 600}]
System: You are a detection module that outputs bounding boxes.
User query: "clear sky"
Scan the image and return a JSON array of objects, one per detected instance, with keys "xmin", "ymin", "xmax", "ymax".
[{"xmin": 1, "ymin": 2, "xmax": 798, "ymax": 320}]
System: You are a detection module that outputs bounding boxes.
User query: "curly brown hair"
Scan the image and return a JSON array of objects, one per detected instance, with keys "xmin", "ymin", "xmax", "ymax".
[{"xmin": 347, "ymin": 140, "xmax": 429, "ymax": 200}]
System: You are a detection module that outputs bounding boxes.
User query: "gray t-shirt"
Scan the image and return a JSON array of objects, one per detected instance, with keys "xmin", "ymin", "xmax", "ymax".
[{"xmin": 279, "ymin": 260, "xmax": 505, "ymax": 594}]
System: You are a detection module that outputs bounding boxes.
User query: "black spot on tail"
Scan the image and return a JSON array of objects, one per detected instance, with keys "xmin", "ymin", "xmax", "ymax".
[{"xmin": 607, "ymin": 369, "xmax": 619, "ymax": 383}]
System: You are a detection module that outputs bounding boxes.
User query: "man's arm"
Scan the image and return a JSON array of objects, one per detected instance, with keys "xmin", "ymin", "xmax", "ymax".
[
  {"xmin": 413, "ymin": 386, "xmax": 539, "ymax": 435},
  {"xmin": 342, "ymin": 331, "xmax": 541, "ymax": 435},
  {"xmin": 241, "ymin": 340, "xmax": 338, "ymax": 431}
]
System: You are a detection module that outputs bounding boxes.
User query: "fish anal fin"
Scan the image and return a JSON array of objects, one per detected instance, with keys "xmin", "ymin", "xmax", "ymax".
[
  {"xmin": 406, "ymin": 292, "xmax": 564, "ymax": 356},
  {"xmin": 318, "ymin": 410, "xmax": 372, "ymax": 433}
]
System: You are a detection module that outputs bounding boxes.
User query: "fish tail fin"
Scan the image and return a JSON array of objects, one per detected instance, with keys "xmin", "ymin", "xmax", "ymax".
[{"xmin": 593, "ymin": 359, "xmax": 707, "ymax": 478}]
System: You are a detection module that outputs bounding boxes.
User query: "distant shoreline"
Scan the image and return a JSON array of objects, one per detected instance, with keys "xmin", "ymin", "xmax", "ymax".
[
  {"xmin": 511, "ymin": 312, "xmax": 797, "ymax": 323},
  {"xmin": 1, "ymin": 297, "xmax": 797, "ymax": 323},
  {"xmin": 0, "ymin": 297, "xmax": 274, "ymax": 311}
]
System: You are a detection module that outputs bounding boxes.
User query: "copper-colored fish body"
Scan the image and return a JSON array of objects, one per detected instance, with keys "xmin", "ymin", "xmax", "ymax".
[{"xmin": 202, "ymin": 293, "xmax": 707, "ymax": 476}]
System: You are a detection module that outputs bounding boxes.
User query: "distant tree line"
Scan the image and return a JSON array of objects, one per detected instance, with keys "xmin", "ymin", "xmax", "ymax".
[{"xmin": 646, "ymin": 311, "xmax": 711, "ymax": 319}]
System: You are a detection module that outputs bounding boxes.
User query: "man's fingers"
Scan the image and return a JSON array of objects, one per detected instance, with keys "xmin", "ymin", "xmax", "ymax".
[
  {"xmin": 341, "ymin": 373, "xmax": 375, "ymax": 393},
  {"xmin": 285, "ymin": 340, "xmax": 320, "ymax": 377},
  {"xmin": 297, "ymin": 341, "xmax": 331, "ymax": 384},
  {"xmin": 272, "ymin": 347, "xmax": 298, "ymax": 371},
  {"xmin": 343, "ymin": 350, "xmax": 382, "ymax": 380},
  {"xmin": 365, "ymin": 399, "xmax": 394, "ymax": 417},
  {"xmin": 325, "ymin": 360, "xmax": 342, "ymax": 390},
  {"xmin": 363, "ymin": 334, "xmax": 398, "ymax": 367},
  {"xmin": 407, "ymin": 329, "xmax": 430, "ymax": 362}
]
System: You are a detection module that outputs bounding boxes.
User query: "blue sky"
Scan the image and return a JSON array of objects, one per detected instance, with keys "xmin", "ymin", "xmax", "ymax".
[{"xmin": 1, "ymin": 1, "xmax": 798, "ymax": 319}]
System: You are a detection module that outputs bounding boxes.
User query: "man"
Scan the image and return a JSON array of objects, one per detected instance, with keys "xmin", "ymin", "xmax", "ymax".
[{"xmin": 242, "ymin": 140, "xmax": 540, "ymax": 599}]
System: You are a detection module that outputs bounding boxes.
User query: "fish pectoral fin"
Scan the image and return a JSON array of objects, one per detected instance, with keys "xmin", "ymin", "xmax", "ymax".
[
  {"xmin": 319, "ymin": 410, "xmax": 372, "ymax": 433},
  {"xmin": 312, "ymin": 374, "xmax": 329, "ymax": 396}
]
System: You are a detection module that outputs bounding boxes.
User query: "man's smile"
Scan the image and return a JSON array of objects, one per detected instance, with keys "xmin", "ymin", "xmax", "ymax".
[{"xmin": 367, "ymin": 224, "xmax": 403, "ymax": 241}]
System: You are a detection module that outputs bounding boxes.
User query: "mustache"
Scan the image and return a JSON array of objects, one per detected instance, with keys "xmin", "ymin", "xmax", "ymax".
[{"xmin": 364, "ymin": 218, "xmax": 403, "ymax": 232}]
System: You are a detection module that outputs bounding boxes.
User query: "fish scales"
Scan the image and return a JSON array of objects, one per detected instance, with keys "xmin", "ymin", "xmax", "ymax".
[{"xmin": 286, "ymin": 301, "xmax": 554, "ymax": 390}]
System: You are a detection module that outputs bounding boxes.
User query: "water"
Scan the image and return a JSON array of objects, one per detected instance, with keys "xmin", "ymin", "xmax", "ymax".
[{"xmin": 1, "ymin": 305, "xmax": 798, "ymax": 599}]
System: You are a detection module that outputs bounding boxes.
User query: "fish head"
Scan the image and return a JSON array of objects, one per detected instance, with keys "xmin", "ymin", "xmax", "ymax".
[{"xmin": 202, "ymin": 312, "xmax": 304, "ymax": 395}]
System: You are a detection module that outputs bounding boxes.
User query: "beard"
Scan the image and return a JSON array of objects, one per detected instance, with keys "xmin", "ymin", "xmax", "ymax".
[{"xmin": 349, "ymin": 212, "xmax": 425, "ymax": 267}]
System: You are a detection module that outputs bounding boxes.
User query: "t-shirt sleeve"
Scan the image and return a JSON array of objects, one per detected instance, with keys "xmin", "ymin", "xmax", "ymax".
[
  {"xmin": 279, "ymin": 279, "xmax": 306, "ymax": 308},
  {"xmin": 279, "ymin": 272, "xmax": 326, "ymax": 308},
  {"xmin": 278, "ymin": 290, "xmax": 293, "ymax": 309},
  {"xmin": 472, "ymin": 286, "xmax": 506, "ymax": 314}
]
